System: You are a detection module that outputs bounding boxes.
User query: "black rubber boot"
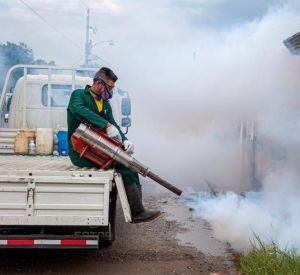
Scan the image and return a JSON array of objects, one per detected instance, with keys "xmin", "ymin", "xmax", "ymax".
[
  {"xmin": 136, "ymin": 184, "xmax": 142, "ymax": 200},
  {"xmin": 125, "ymin": 184, "xmax": 160, "ymax": 223}
]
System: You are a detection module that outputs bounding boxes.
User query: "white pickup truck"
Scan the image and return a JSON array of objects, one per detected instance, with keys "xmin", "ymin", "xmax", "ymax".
[{"xmin": 0, "ymin": 65, "xmax": 133, "ymax": 248}]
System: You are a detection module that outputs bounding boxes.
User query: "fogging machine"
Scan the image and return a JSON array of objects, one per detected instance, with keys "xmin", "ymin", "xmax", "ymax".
[{"xmin": 71, "ymin": 123, "xmax": 182, "ymax": 196}]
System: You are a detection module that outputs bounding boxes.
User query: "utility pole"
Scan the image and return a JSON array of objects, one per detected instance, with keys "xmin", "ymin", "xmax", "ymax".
[
  {"xmin": 193, "ymin": 51, "xmax": 196, "ymax": 63},
  {"xmin": 85, "ymin": 8, "xmax": 91, "ymax": 67},
  {"xmin": 84, "ymin": 8, "xmax": 112, "ymax": 67}
]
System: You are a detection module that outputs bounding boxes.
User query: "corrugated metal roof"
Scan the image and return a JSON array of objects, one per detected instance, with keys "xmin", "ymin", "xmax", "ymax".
[{"xmin": 284, "ymin": 32, "xmax": 300, "ymax": 55}]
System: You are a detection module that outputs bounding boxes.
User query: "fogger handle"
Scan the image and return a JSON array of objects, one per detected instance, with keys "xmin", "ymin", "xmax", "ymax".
[{"xmin": 147, "ymin": 171, "xmax": 182, "ymax": 196}]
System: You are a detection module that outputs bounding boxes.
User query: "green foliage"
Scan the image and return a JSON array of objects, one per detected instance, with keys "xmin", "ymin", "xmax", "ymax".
[
  {"xmin": 0, "ymin": 42, "xmax": 34, "ymax": 67},
  {"xmin": 240, "ymin": 235, "xmax": 300, "ymax": 275},
  {"xmin": 0, "ymin": 42, "xmax": 55, "ymax": 90},
  {"xmin": 34, "ymin": 59, "xmax": 55, "ymax": 66}
]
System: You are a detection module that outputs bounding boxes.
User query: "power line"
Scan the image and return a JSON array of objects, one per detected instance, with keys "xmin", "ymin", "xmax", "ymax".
[
  {"xmin": 19, "ymin": 0, "xmax": 83, "ymax": 51},
  {"xmin": 71, "ymin": 54, "xmax": 85, "ymax": 67},
  {"xmin": 79, "ymin": 0, "xmax": 89, "ymax": 9},
  {"xmin": 91, "ymin": 54, "xmax": 110, "ymax": 65}
]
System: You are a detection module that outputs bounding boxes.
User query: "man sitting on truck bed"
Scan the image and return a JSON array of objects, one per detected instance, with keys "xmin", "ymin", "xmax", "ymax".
[{"xmin": 67, "ymin": 67, "xmax": 160, "ymax": 223}]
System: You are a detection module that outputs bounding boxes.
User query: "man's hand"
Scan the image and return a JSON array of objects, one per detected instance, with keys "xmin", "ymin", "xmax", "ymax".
[
  {"xmin": 106, "ymin": 124, "xmax": 122, "ymax": 142},
  {"xmin": 123, "ymin": 140, "xmax": 134, "ymax": 155}
]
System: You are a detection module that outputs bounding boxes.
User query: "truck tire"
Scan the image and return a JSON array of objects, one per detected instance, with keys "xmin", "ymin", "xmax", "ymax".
[{"xmin": 99, "ymin": 184, "xmax": 117, "ymax": 248}]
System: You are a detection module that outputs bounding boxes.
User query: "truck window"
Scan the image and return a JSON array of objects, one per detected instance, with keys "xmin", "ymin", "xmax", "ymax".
[{"xmin": 41, "ymin": 84, "xmax": 82, "ymax": 107}]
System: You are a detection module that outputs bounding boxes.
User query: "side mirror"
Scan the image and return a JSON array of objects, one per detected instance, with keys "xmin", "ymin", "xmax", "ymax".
[
  {"xmin": 121, "ymin": 98, "xmax": 131, "ymax": 116},
  {"xmin": 121, "ymin": 117, "xmax": 131, "ymax": 127},
  {"xmin": 4, "ymin": 113, "xmax": 9, "ymax": 123},
  {"xmin": 5, "ymin": 94, "xmax": 12, "ymax": 113}
]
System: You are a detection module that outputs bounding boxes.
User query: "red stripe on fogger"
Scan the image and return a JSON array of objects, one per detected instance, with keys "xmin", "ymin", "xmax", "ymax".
[
  {"xmin": 61, "ymin": 240, "xmax": 87, "ymax": 246},
  {"xmin": 7, "ymin": 240, "xmax": 34, "ymax": 245}
]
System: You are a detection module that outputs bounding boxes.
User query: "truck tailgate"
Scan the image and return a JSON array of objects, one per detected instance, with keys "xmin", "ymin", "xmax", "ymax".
[{"xmin": 0, "ymin": 155, "xmax": 114, "ymax": 226}]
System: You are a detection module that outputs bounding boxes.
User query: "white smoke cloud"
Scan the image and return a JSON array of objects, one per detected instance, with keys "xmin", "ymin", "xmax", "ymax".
[
  {"xmin": 128, "ymin": 2, "xmax": 300, "ymax": 252},
  {"xmin": 127, "ymin": 3, "xmax": 300, "ymax": 191},
  {"xmin": 185, "ymin": 170, "xmax": 300, "ymax": 252}
]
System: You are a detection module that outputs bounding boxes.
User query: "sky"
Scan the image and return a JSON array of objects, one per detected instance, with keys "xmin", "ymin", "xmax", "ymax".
[
  {"xmin": 0, "ymin": 1, "xmax": 298, "ymax": 111},
  {"xmin": 0, "ymin": 0, "xmax": 293, "ymax": 68},
  {"xmin": 0, "ymin": 1, "xmax": 297, "ymax": 88}
]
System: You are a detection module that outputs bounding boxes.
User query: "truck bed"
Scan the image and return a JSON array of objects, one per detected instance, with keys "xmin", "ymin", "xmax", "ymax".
[
  {"xmin": 0, "ymin": 155, "xmax": 96, "ymax": 172},
  {"xmin": 0, "ymin": 155, "xmax": 115, "ymax": 227},
  {"xmin": 0, "ymin": 155, "xmax": 132, "ymax": 248}
]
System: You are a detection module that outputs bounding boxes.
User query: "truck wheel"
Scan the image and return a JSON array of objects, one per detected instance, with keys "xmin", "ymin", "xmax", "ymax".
[{"xmin": 99, "ymin": 184, "xmax": 117, "ymax": 248}]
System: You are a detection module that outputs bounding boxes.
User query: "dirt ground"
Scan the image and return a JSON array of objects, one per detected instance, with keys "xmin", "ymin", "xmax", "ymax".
[{"xmin": 0, "ymin": 192, "xmax": 238, "ymax": 275}]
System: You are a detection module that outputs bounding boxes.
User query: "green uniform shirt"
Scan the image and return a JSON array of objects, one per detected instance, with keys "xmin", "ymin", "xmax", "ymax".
[{"xmin": 67, "ymin": 85, "xmax": 127, "ymax": 167}]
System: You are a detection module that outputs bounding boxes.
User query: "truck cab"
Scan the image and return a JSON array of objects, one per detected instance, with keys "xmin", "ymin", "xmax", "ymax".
[{"xmin": 3, "ymin": 66, "xmax": 131, "ymax": 130}]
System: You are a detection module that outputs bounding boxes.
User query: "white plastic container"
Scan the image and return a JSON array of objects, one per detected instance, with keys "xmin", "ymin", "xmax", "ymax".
[
  {"xmin": 28, "ymin": 139, "xmax": 36, "ymax": 155},
  {"xmin": 36, "ymin": 128, "xmax": 53, "ymax": 155}
]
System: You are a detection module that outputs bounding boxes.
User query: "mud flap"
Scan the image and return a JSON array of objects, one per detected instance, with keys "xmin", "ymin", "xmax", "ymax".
[{"xmin": 114, "ymin": 172, "xmax": 132, "ymax": 223}]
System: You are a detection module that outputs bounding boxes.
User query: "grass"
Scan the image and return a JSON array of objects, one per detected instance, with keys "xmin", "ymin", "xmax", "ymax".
[{"xmin": 239, "ymin": 236, "xmax": 300, "ymax": 275}]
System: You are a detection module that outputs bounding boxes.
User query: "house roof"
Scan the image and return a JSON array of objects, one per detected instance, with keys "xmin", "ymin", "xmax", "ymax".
[{"xmin": 284, "ymin": 32, "xmax": 300, "ymax": 55}]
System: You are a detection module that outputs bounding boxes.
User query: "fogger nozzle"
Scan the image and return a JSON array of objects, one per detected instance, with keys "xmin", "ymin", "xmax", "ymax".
[{"xmin": 74, "ymin": 124, "xmax": 182, "ymax": 196}]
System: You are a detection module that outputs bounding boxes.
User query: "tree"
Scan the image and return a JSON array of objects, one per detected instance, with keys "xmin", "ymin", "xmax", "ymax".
[{"xmin": 0, "ymin": 42, "xmax": 55, "ymax": 91}]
